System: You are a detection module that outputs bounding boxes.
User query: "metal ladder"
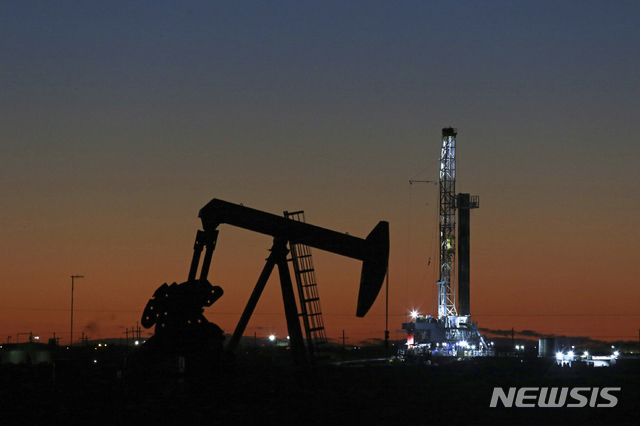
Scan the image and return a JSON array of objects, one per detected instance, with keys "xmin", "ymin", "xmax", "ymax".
[{"xmin": 284, "ymin": 210, "xmax": 329, "ymax": 359}]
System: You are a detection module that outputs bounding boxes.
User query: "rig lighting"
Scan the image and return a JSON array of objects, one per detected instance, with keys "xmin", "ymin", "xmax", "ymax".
[
  {"xmin": 568, "ymin": 351, "xmax": 574, "ymax": 357},
  {"xmin": 410, "ymin": 310, "xmax": 419, "ymax": 319},
  {"xmin": 556, "ymin": 352, "xmax": 563, "ymax": 360},
  {"xmin": 269, "ymin": 335, "xmax": 276, "ymax": 341}
]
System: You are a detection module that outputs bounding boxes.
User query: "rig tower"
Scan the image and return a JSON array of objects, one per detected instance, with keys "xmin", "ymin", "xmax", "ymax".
[
  {"xmin": 402, "ymin": 128, "xmax": 489, "ymax": 360},
  {"xmin": 437, "ymin": 127, "xmax": 458, "ymax": 319}
]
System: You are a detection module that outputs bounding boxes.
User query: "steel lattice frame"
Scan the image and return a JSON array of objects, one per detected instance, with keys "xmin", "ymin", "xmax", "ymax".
[{"xmin": 438, "ymin": 128, "xmax": 458, "ymax": 318}]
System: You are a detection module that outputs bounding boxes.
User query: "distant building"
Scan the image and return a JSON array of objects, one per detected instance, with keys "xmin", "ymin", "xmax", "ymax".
[{"xmin": 1, "ymin": 342, "xmax": 53, "ymax": 365}]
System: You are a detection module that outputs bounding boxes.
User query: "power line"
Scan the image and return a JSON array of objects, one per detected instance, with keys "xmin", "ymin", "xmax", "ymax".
[
  {"xmin": 473, "ymin": 314, "xmax": 640, "ymax": 317},
  {"xmin": 2, "ymin": 307, "xmax": 639, "ymax": 317}
]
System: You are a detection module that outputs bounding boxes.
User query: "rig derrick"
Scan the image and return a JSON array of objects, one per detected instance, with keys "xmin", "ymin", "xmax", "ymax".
[{"xmin": 401, "ymin": 128, "xmax": 490, "ymax": 363}]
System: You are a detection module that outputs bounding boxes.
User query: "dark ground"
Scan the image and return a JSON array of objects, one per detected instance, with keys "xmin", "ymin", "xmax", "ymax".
[{"xmin": 1, "ymin": 347, "xmax": 638, "ymax": 426}]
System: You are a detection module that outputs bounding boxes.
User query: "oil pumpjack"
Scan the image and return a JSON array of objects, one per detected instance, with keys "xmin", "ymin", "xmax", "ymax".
[
  {"xmin": 137, "ymin": 199, "xmax": 389, "ymax": 369},
  {"xmin": 402, "ymin": 128, "xmax": 491, "ymax": 360}
]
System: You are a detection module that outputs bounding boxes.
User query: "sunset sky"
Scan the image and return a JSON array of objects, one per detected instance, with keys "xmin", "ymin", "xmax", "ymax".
[{"xmin": 2, "ymin": 1, "xmax": 639, "ymax": 346}]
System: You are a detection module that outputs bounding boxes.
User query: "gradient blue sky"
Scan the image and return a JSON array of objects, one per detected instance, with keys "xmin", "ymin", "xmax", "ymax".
[{"xmin": 2, "ymin": 1, "xmax": 639, "ymax": 344}]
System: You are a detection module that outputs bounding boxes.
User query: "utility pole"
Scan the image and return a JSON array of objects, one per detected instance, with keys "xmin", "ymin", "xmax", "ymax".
[
  {"xmin": 385, "ymin": 270, "xmax": 389, "ymax": 348},
  {"xmin": 70, "ymin": 275, "xmax": 84, "ymax": 346}
]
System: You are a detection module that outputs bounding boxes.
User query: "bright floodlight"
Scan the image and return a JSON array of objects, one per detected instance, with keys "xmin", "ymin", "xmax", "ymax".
[
  {"xmin": 269, "ymin": 335, "xmax": 276, "ymax": 341},
  {"xmin": 584, "ymin": 351, "xmax": 589, "ymax": 356},
  {"xmin": 614, "ymin": 351, "xmax": 619, "ymax": 357},
  {"xmin": 410, "ymin": 310, "xmax": 419, "ymax": 319},
  {"xmin": 556, "ymin": 352, "xmax": 563, "ymax": 359},
  {"xmin": 568, "ymin": 351, "xmax": 574, "ymax": 357}
]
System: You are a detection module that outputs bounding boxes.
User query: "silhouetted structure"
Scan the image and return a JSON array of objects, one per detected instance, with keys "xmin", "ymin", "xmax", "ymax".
[
  {"xmin": 138, "ymin": 198, "xmax": 389, "ymax": 368},
  {"xmin": 285, "ymin": 210, "xmax": 330, "ymax": 360},
  {"xmin": 457, "ymin": 193, "xmax": 479, "ymax": 316}
]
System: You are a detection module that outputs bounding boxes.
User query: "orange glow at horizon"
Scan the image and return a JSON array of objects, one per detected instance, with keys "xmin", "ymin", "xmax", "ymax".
[{"xmin": 2, "ymin": 2, "xmax": 639, "ymax": 347}]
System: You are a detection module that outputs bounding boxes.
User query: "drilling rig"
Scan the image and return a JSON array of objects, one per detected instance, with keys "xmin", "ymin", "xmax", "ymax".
[{"xmin": 402, "ymin": 128, "xmax": 491, "ymax": 360}]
